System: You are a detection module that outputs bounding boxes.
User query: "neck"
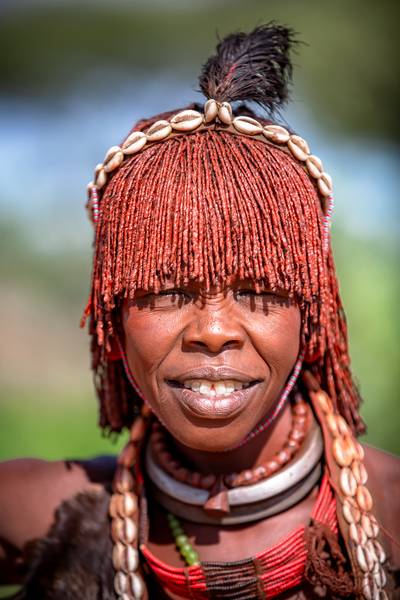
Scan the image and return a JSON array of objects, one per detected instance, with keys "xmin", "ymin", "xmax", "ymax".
[{"xmin": 172, "ymin": 402, "xmax": 294, "ymax": 476}]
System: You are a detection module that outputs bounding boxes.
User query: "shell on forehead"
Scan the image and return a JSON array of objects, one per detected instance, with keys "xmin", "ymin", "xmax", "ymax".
[{"xmin": 87, "ymin": 99, "xmax": 334, "ymax": 231}]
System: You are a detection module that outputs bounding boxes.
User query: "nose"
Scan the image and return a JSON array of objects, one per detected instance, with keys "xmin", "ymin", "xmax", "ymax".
[{"xmin": 182, "ymin": 311, "xmax": 245, "ymax": 354}]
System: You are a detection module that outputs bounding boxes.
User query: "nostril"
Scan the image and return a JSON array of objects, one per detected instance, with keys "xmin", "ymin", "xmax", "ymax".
[{"xmin": 188, "ymin": 338, "xmax": 242, "ymax": 353}]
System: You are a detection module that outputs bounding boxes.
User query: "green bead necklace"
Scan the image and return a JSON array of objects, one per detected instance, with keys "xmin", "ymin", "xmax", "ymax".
[{"xmin": 167, "ymin": 512, "xmax": 200, "ymax": 566}]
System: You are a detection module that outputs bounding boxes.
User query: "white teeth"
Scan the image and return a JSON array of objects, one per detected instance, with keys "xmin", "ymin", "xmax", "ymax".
[
  {"xmin": 182, "ymin": 379, "xmax": 250, "ymax": 396},
  {"xmin": 225, "ymin": 381, "xmax": 235, "ymax": 394},
  {"xmin": 191, "ymin": 380, "xmax": 200, "ymax": 392},
  {"xmin": 199, "ymin": 382, "xmax": 211, "ymax": 395},
  {"xmin": 215, "ymin": 382, "xmax": 227, "ymax": 395}
]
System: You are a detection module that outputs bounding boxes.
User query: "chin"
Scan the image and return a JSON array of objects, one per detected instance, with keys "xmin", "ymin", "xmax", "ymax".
[{"xmin": 167, "ymin": 417, "xmax": 249, "ymax": 453}]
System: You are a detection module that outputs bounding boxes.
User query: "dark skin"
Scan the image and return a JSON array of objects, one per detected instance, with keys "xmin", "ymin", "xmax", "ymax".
[{"xmin": 0, "ymin": 280, "xmax": 399, "ymax": 599}]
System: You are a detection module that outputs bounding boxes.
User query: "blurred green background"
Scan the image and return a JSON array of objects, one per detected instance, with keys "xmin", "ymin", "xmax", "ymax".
[{"xmin": 0, "ymin": 0, "xmax": 399, "ymax": 466}]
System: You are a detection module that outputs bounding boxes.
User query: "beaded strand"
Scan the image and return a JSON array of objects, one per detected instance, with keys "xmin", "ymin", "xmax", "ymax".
[
  {"xmin": 167, "ymin": 513, "xmax": 200, "ymax": 566},
  {"xmin": 150, "ymin": 393, "xmax": 310, "ymax": 492}
]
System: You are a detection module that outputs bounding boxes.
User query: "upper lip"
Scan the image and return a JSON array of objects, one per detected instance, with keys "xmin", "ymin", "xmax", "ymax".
[{"xmin": 167, "ymin": 366, "xmax": 262, "ymax": 383}]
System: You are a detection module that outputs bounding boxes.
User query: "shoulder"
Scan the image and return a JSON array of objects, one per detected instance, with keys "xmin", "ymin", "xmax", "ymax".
[
  {"xmin": 0, "ymin": 456, "xmax": 116, "ymax": 555},
  {"xmin": 363, "ymin": 443, "xmax": 400, "ymax": 498},
  {"xmin": 362, "ymin": 443, "xmax": 400, "ymax": 569}
]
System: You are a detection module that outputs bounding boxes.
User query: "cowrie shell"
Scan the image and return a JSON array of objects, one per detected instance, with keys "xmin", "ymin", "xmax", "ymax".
[
  {"xmin": 114, "ymin": 465, "xmax": 134, "ymax": 493},
  {"xmin": 342, "ymin": 498, "xmax": 361, "ymax": 524},
  {"xmin": 333, "ymin": 436, "xmax": 354, "ymax": 467},
  {"xmin": 103, "ymin": 146, "xmax": 124, "ymax": 173},
  {"xmin": 349, "ymin": 522, "xmax": 367, "ymax": 545},
  {"xmin": 232, "ymin": 116, "xmax": 263, "ymax": 135},
  {"xmin": 372, "ymin": 562, "xmax": 387, "ymax": 588},
  {"xmin": 111, "ymin": 517, "xmax": 137, "ymax": 544},
  {"xmin": 365, "ymin": 539, "xmax": 380, "ymax": 565},
  {"xmin": 357, "ymin": 544, "xmax": 374, "ymax": 572},
  {"xmin": 146, "ymin": 119, "xmax": 172, "ymax": 141},
  {"xmin": 122, "ymin": 131, "xmax": 147, "ymax": 154},
  {"xmin": 109, "ymin": 493, "xmax": 121, "ymax": 519},
  {"xmin": 371, "ymin": 515, "xmax": 380, "ymax": 538},
  {"xmin": 170, "ymin": 109, "xmax": 203, "ymax": 132},
  {"xmin": 361, "ymin": 514, "xmax": 379, "ymax": 538},
  {"xmin": 128, "ymin": 572, "xmax": 145, "ymax": 598},
  {"xmin": 373, "ymin": 540, "xmax": 386, "ymax": 564},
  {"xmin": 204, "ymin": 99, "xmax": 218, "ymax": 123},
  {"xmin": 112, "ymin": 542, "xmax": 139, "ymax": 572},
  {"xmin": 114, "ymin": 571, "xmax": 128, "ymax": 594},
  {"xmin": 94, "ymin": 164, "xmax": 107, "ymax": 189},
  {"xmin": 86, "ymin": 180, "xmax": 96, "ymax": 194},
  {"xmin": 354, "ymin": 441, "xmax": 365, "ymax": 461},
  {"xmin": 306, "ymin": 154, "xmax": 323, "ymax": 178},
  {"xmin": 326, "ymin": 412, "xmax": 339, "ymax": 437},
  {"xmin": 336, "ymin": 415, "xmax": 351, "ymax": 437},
  {"xmin": 287, "ymin": 135, "xmax": 310, "ymax": 161},
  {"xmin": 356, "ymin": 485, "xmax": 373, "ymax": 512},
  {"xmin": 318, "ymin": 171, "xmax": 333, "ymax": 196},
  {"xmin": 352, "ymin": 461, "xmax": 368, "ymax": 485},
  {"xmin": 362, "ymin": 575, "xmax": 378, "ymax": 600},
  {"xmin": 218, "ymin": 101, "xmax": 233, "ymax": 124},
  {"xmin": 263, "ymin": 124, "xmax": 290, "ymax": 144},
  {"xmin": 340, "ymin": 467, "xmax": 357, "ymax": 496},
  {"xmin": 315, "ymin": 390, "xmax": 333, "ymax": 414},
  {"xmin": 117, "ymin": 491, "xmax": 138, "ymax": 518}
]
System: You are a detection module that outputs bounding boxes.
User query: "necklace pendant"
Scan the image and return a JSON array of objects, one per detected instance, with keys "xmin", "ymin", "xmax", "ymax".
[{"xmin": 203, "ymin": 476, "xmax": 230, "ymax": 516}]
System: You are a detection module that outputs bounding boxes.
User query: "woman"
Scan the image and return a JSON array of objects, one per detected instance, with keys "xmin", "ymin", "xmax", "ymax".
[{"xmin": 0, "ymin": 24, "xmax": 399, "ymax": 599}]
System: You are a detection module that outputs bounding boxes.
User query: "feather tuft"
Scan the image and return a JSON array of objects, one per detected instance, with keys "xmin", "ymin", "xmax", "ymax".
[{"xmin": 199, "ymin": 23, "xmax": 297, "ymax": 113}]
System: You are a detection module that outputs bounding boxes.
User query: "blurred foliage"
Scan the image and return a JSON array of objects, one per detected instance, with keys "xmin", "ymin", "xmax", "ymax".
[{"xmin": 0, "ymin": 0, "xmax": 399, "ymax": 142}]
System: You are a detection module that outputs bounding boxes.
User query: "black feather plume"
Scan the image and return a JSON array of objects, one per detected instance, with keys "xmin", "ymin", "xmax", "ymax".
[{"xmin": 199, "ymin": 24, "xmax": 297, "ymax": 113}]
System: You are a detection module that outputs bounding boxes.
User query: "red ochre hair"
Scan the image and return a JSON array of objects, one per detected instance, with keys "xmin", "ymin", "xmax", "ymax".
[{"xmin": 83, "ymin": 104, "xmax": 365, "ymax": 438}]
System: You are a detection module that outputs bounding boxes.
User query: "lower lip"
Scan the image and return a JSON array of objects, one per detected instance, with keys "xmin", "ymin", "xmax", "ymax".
[{"xmin": 172, "ymin": 386, "xmax": 255, "ymax": 420}]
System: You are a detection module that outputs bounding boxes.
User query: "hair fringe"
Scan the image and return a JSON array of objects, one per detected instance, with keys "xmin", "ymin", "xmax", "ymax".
[{"xmin": 84, "ymin": 107, "xmax": 365, "ymax": 437}]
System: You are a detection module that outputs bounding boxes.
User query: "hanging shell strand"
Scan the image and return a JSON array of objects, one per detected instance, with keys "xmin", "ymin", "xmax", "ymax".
[
  {"xmin": 109, "ymin": 405, "xmax": 151, "ymax": 599},
  {"xmin": 85, "ymin": 99, "xmax": 334, "ymax": 244},
  {"xmin": 309, "ymin": 386, "xmax": 388, "ymax": 599}
]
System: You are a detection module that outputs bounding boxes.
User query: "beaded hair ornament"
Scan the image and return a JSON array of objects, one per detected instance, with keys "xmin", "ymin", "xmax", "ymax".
[{"xmin": 82, "ymin": 25, "xmax": 389, "ymax": 599}]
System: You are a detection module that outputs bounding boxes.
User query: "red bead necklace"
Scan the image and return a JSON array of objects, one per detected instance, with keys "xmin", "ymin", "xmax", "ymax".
[
  {"xmin": 150, "ymin": 395, "xmax": 309, "ymax": 491},
  {"xmin": 140, "ymin": 474, "xmax": 337, "ymax": 599}
]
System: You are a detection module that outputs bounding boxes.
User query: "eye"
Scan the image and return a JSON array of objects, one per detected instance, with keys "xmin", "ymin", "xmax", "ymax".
[
  {"xmin": 233, "ymin": 289, "xmax": 285, "ymax": 311},
  {"xmin": 234, "ymin": 289, "xmax": 274, "ymax": 299},
  {"xmin": 134, "ymin": 289, "xmax": 192, "ymax": 309}
]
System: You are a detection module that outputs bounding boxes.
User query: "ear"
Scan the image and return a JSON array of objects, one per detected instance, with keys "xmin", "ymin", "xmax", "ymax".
[{"xmin": 107, "ymin": 336, "xmax": 122, "ymax": 361}]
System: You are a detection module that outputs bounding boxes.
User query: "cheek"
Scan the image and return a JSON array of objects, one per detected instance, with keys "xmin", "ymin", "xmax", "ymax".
[
  {"xmin": 122, "ymin": 309, "xmax": 182, "ymax": 387},
  {"xmin": 250, "ymin": 305, "xmax": 301, "ymax": 376}
]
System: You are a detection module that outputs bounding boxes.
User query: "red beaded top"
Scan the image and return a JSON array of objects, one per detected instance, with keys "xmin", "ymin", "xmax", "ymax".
[{"xmin": 141, "ymin": 474, "xmax": 337, "ymax": 599}]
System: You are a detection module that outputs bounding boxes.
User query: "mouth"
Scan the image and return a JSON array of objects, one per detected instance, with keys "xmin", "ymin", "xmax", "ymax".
[{"xmin": 166, "ymin": 369, "xmax": 262, "ymax": 420}]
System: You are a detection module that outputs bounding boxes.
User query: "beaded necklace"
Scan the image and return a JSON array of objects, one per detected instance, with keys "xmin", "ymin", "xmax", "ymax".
[
  {"xmin": 109, "ymin": 379, "xmax": 389, "ymax": 600},
  {"xmin": 140, "ymin": 474, "xmax": 337, "ymax": 599}
]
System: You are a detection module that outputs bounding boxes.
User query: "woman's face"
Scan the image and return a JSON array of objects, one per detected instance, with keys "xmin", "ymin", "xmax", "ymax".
[{"xmin": 122, "ymin": 279, "xmax": 301, "ymax": 451}]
